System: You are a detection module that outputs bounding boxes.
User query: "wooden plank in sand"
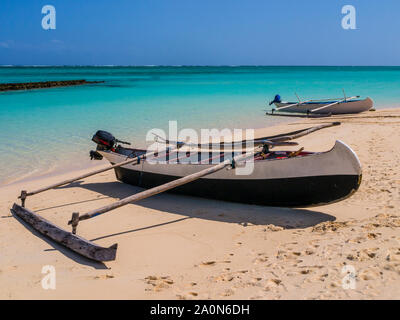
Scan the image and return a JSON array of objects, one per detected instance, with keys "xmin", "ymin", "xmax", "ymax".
[{"xmin": 11, "ymin": 203, "xmax": 117, "ymax": 262}]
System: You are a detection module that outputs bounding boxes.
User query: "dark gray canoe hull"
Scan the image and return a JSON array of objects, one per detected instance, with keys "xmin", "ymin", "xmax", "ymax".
[
  {"xmin": 101, "ymin": 140, "xmax": 362, "ymax": 208},
  {"xmin": 114, "ymin": 166, "xmax": 361, "ymax": 207}
]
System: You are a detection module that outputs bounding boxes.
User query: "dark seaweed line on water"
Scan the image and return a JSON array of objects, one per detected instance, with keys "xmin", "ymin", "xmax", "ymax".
[{"xmin": 0, "ymin": 80, "xmax": 104, "ymax": 92}]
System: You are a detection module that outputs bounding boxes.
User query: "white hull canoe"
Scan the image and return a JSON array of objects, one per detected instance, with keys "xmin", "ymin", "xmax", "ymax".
[{"xmin": 274, "ymin": 97, "xmax": 373, "ymax": 114}]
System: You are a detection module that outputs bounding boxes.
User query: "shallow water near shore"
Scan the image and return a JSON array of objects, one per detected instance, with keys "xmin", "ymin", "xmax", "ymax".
[{"xmin": 1, "ymin": 66, "xmax": 400, "ymax": 185}]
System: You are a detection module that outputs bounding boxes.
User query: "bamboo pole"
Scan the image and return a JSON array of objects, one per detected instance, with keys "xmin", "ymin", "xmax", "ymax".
[
  {"xmin": 152, "ymin": 134, "xmax": 301, "ymax": 149},
  {"xmin": 68, "ymin": 146, "xmax": 262, "ymax": 233},
  {"xmin": 267, "ymin": 122, "xmax": 341, "ymax": 142},
  {"xmin": 19, "ymin": 146, "xmax": 178, "ymax": 206},
  {"xmin": 18, "ymin": 122, "xmax": 339, "ymax": 207},
  {"xmin": 275, "ymin": 99, "xmax": 313, "ymax": 111},
  {"xmin": 310, "ymin": 96, "xmax": 359, "ymax": 113},
  {"xmin": 154, "ymin": 122, "xmax": 338, "ymax": 150}
]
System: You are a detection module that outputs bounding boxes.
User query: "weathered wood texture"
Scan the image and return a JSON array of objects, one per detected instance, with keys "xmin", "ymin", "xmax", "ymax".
[
  {"xmin": 0, "ymin": 80, "xmax": 104, "ymax": 92},
  {"xmin": 12, "ymin": 203, "xmax": 117, "ymax": 261}
]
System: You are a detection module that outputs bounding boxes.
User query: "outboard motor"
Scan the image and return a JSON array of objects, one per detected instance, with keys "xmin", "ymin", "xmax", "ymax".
[
  {"xmin": 90, "ymin": 130, "xmax": 131, "ymax": 160},
  {"xmin": 269, "ymin": 94, "xmax": 281, "ymax": 106},
  {"xmin": 92, "ymin": 130, "xmax": 116, "ymax": 151}
]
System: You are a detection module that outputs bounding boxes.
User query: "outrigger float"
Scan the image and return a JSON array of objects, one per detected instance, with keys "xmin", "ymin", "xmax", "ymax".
[{"xmin": 11, "ymin": 122, "xmax": 362, "ymax": 262}]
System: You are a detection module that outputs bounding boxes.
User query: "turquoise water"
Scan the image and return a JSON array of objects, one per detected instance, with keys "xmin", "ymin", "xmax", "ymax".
[{"xmin": 1, "ymin": 66, "xmax": 400, "ymax": 185}]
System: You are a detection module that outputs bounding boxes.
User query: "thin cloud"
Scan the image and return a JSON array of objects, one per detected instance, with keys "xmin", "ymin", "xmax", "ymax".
[{"xmin": 0, "ymin": 41, "xmax": 11, "ymax": 48}]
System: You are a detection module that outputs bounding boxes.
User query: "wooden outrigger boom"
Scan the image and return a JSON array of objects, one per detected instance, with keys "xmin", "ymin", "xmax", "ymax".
[
  {"xmin": 265, "ymin": 111, "xmax": 333, "ymax": 118},
  {"xmin": 18, "ymin": 147, "xmax": 179, "ymax": 208},
  {"xmin": 12, "ymin": 147, "xmax": 261, "ymax": 261},
  {"xmin": 67, "ymin": 147, "xmax": 262, "ymax": 234},
  {"xmin": 11, "ymin": 122, "xmax": 341, "ymax": 262}
]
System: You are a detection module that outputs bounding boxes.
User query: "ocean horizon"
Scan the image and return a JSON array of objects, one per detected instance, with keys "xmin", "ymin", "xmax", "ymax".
[
  {"xmin": 2, "ymin": 65, "xmax": 400, "ymax": 67},
  {"xmin": 1, "ymin": 66, "xmax": 400, "ymax": 185}
]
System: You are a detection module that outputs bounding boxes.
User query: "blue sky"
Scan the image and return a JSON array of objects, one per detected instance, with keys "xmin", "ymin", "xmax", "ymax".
[{"xmin": 0, "ymin": 0, "xmax": 399, "ymax": 66}]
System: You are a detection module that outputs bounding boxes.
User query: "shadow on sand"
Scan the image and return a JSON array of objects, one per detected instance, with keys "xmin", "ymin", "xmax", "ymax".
[
  {"xmin": 10, "ymin": 179, "xmax": 336, "ymax": 266},
  {"xmin": 55, "ymin": 180, "xmax": 336, "ymax": 235}
]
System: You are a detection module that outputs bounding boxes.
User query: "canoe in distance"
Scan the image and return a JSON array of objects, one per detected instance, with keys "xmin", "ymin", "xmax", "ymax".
[{"xmin": 273, "ymin": 97, "xmax": 373, "ymax": 115}]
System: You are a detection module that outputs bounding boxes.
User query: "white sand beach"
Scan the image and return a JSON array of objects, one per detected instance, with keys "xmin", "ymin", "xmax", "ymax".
[{"xmin": 0, "ymin": 108, "xmax": 399, "ymax": 299}]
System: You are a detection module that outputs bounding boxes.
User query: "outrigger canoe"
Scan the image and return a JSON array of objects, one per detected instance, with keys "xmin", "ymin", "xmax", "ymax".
[
  {"xmin": 269, "ymin": 94, "xmax": 373, "ymax": 115},
  {"xmin": 11, "ymin": 122, "xmax": 362, "ymax": 261},
  {"xmin": 92, "ymin": 129, "xmax": 362, "ymax": 208}
]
